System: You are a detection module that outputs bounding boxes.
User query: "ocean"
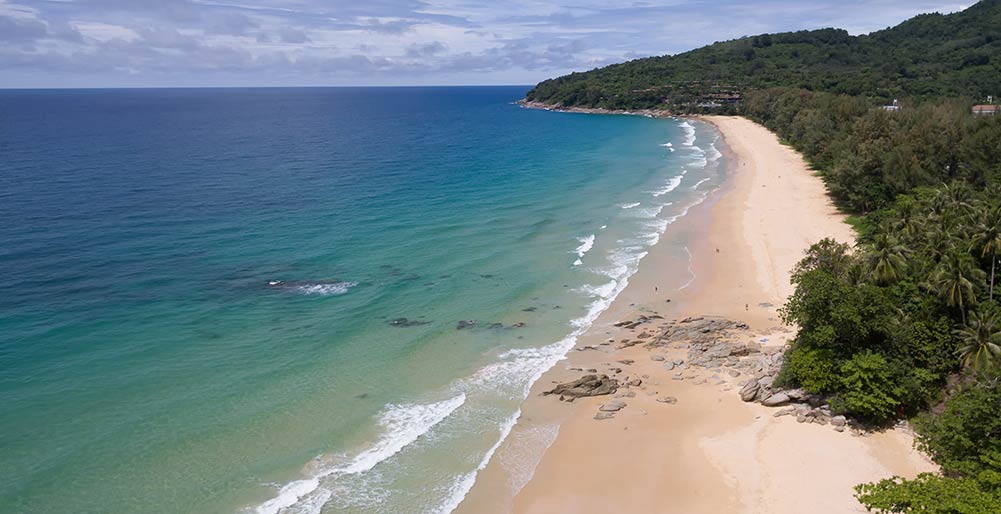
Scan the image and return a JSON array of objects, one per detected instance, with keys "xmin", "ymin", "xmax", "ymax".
[{"xmin": 0, "ymin": 87, "xmax": 725, "ymax": 514}]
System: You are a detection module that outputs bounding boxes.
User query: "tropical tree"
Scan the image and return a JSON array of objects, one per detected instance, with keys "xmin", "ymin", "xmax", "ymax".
[
  {"xmin": 972, "ymin": 206, "xmax": 1001, "ymax": 301},
  {"xmin": 867, "ymin": 233, "xmax": 909, "ymax": 285},
  {"xmin": 955, "ymin": 309, "xmax": 1001, "ymax": 374},
  {"xmin": 928, "ymin": 253, "xmax": 985, "ymax": 325}
]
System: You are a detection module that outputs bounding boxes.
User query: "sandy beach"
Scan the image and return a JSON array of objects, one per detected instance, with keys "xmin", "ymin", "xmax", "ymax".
[{"xmin": 455, "ymin": 115, "xmax": 936, "ymax": 514}]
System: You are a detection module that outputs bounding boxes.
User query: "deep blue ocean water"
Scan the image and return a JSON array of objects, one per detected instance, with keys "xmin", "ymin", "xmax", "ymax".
[{"xmin": 0, "ymin": 87, "xmax": 724, "ymax": 514}]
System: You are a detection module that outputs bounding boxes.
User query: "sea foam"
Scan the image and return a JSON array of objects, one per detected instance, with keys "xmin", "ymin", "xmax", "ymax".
[
  {"xmin": 652, "ymin": 174, "xmax": 685, "ymax": 197},
  {"xmin": 292, "ymin": 281, "xmax": 357, "ymax": 296},
  {"xmin": 679, "ymin": 121, "xmax": 696, "ymax": 146},
  {"xmin": 573, "ymin": 234, "xmax": 595, "ymax": 266},
  {"xmin": 254, "ymin": 394, "xmax": 466, "ymax": 514}
]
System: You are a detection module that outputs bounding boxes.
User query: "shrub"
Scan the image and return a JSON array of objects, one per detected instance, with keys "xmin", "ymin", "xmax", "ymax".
[
  {"xmin": 913, "ymin": 381, "xmax": 1001, "ymax": 477},
  {"xmin": 785, "ymin": 346, "xmax": 840, "ymax": 393},
  {"xmin": 855, "ymin": 473, "xmax": 1001, "ymax": 514},
  {"xmin": 830, "ymin": 351, "xmax": 904, "ymax": 422}
]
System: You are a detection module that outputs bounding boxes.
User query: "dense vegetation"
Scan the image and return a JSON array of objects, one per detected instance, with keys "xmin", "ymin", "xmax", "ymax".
[
  {"xmin": 524, "ymin": 2, "xmax": 1001, "ymax": 512},
  {"xmin": 756, "ymin": 92, "xmax": 1001, "ymax": 510},
  {"xmin": 525, "ymin": 1, "xmax": 1000, "ymax": 112}
]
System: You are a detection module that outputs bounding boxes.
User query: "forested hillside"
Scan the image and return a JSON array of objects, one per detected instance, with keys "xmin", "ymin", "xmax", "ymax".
[{"xmin": 525, "ymin": 0, "xmax": 1000, "ymax": 110}]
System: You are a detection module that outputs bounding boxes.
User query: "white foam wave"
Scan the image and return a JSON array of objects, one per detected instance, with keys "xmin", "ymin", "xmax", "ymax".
[
  {"xmin": 294, "ymin": 282, "xmax": 357, "ymax": 296},
  {"xmin": 629, "ymin": 204, "xmax": 665, "ymax": 219},
  {"xmin": 679, "ymin": 121, "xmax": 696, "ymax": 146},
  {"xmin": 652, "ymin": 174, "xmax": 684, "ymax": 197},
  {"xmin": 433, "ymin": 410, "xmax": 521, "ymax": 514},
  {"xmin": 708, "ymin": 143, "xmax": 723, "ymax": 162},
  {"xmin": 572, "ymin": 235, "xmax": 595, "ymax": 266},
  {"xmin": 575, "ymin": 280, "xmax": 617, "ymax": 299},
  {"xmin": 254, "ymin": 394, "xmax": 466, "ymax": 514},
  {"xmin": 620, "ymin": 202, "xmax": 641, "ymax": 209},
  {"xmin": 690, "ymin": 177, "xmax": 711, "ymax": 190}
]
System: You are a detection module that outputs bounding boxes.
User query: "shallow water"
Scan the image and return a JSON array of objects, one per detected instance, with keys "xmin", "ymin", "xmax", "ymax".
[{"xmin": 0, "ymin": 87, "xmax": 725, "ymax": 514}]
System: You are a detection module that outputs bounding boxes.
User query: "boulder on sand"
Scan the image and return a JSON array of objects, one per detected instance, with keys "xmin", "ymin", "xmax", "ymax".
[
  {"xmin": 543, "ymin": 374, "xmax": 619, "ymax": 400},
  {"xmin": 762, "ymin": 392, "xmax": 791, "ymax": 407},
  {"xmin": 739, "ymin": 380, "xmax": 760, "ymax": 402},
  {"xmin": 599, "ymin": 400, "xmax": 627, "ymax": 412}
]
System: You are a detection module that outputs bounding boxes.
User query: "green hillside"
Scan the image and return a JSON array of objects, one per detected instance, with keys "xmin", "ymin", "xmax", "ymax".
[{"xmin": 526, "ymin": 0, "xmax": 1001, "ymax": 110}]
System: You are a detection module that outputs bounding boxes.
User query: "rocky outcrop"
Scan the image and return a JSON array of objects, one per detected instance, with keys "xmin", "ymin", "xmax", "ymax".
[
  {"xmin": 740, "ymin": 380, "xmax": 761, "ymax": 402},
  {"xmin": 544, "ymin": 374, "xmax": 619, "ymax": 401}
]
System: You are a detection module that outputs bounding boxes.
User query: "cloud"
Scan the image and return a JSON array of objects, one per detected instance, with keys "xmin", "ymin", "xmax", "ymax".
[{"xmin": 0, "ymin": 0, "xmax": 975, "ymax": 87}]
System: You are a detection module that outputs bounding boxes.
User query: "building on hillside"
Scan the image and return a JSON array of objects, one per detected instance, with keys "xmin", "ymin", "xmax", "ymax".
[
  {"xmin": 972, "ymin": 102, "xmax": 997, "ymax": 116},
  {"xmin": 973, "ymin": 96, "xmax": 997, "ymax": 116},
  {"xmin": 704, "ymin": 92, "xmax": 742, "ymax": 104},
  {"xmin": 882, "ymin": 99, "xmax": 901, "ymax": 112}
]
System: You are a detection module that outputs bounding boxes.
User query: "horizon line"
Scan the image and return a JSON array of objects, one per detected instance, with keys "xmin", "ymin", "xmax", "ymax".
[{"xmin": 0, "ymin": 84, "xmax": 536, "ymax": 91}]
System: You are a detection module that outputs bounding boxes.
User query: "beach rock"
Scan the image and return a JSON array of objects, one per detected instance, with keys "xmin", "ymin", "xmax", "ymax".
[
  {"xmin": 831, "ymin": 415, "xmax": 847, "ymax": 427},
  {"xmin": 796, "ymin": 414, "xmax": 808, "ymax": 423},
  {"xmin": 785, "ymin": 389, "xmax": 808, "ymax": 401},
  {"xmin": 615, "ymin": 391, "xmax": 637, "ymax": 398},
  {"xmin": 486, "ymin": 322, "xmax": 504, "ymax": 329},
  {"xmin": 650, "ymin": 355, "xmax": 666, "ymax": 362},
  {"xmin": 833, "ymin": 425, "xmax": 845, "ymax": 432},
  {"xmin": 456, "ymin": 320, "xmax": 476, "ymax": 330},
  {"xmin": 762, "ymin": 393, "xmax": 791, "ymax": 407},
  {"xmin": 599, "ymin": 400, "xmax": 627, "ymax": 412},
  {"xmin": 739, "ymin": 380, "xmax": 760, "ymax": 402},
  {"xmin": 543, "ymin": 374, "xmax": 619, "ymax": 400},
  {"xmin": 663, "ymin": 362, "xmax": 675, "ymax": 371},
  {"xmin": 656, "ymin": 396, "xmax": 678, "ymax": 404},
  {"xmin": 618, "ymin": 359, "xmax": 635, "ymax": 365},
  {"xmin": 594, "ymin": 412, "xmax": 616, "ymax": 420},
  {"xmin": 388, "ymin": 317, "xmax": 431, "ymax": 327},
  {"xmin": 627, "ymin": 379, "xmax": 643, "ymax": 387}
]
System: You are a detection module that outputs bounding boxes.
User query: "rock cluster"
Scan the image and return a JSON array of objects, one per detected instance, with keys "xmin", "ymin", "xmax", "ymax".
[
  {"xmin": 543, "ymin": 374, "xmax": 619, "ymax": 402},
  {"xmin": 741, "ymin": 384, "xmax": 854, "ymax": 432},
  {"xmin": 618, "ymin": 314, "xmax": 856, "ymax": 434}
]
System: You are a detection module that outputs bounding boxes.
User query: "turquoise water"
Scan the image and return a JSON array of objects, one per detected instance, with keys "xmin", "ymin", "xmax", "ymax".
[{"xmin": 0, "ymin": 87, "xmax": 725, "ymax": 514}]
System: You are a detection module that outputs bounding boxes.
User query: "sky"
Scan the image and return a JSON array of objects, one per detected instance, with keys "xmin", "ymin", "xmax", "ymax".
[{"xmin": 0, "ymin": 0, "xmax": 974, "ymax": 88}]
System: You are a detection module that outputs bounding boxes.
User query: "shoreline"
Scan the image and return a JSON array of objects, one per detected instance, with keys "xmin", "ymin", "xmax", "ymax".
[
  {"xmin": 516, "ymin": 99, "xmax": 676, "ymax": 118},
  {"xmin": 454, "ymin": 115, "xmax": 935, "ymax": 514}
]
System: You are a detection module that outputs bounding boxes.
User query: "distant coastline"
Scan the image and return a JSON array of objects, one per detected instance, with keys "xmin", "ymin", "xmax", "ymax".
[{"xmin": 516, "ymin": 99, "xmax": 675, "ymax": 118}]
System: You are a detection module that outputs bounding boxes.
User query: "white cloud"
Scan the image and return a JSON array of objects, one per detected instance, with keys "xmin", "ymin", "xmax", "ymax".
[{"xmin": 0, "ymin": 0, "xmax": 978, "ymax": 87}]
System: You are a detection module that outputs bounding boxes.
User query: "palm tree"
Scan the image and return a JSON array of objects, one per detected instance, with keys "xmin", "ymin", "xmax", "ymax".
[
  {"xmin": 867, "ymin": 233, "xmax": 908, "ymax": 285},
  {"xmin": 972, "ymin": 206, "xmax": 1001, "ymax": 301},
  {"xmin": 891, "ymin": 198, "xmax": 923, "ymax": 242},
  {"xmin": 955, "ymin": 310, "xmax": 1001, "ymax": 374},
  {"xmin": 928, "ymin": 253, "xmax": 986, "ymax": 325},
  {"xmin": 922, "ymin": 225, "xmax": 956, "ymax": 265}
]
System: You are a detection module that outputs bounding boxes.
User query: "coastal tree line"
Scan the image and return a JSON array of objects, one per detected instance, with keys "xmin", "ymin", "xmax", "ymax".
[{"xmin": 743, "ymin": 87, "xmax": 1001, "ymax": 512}]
